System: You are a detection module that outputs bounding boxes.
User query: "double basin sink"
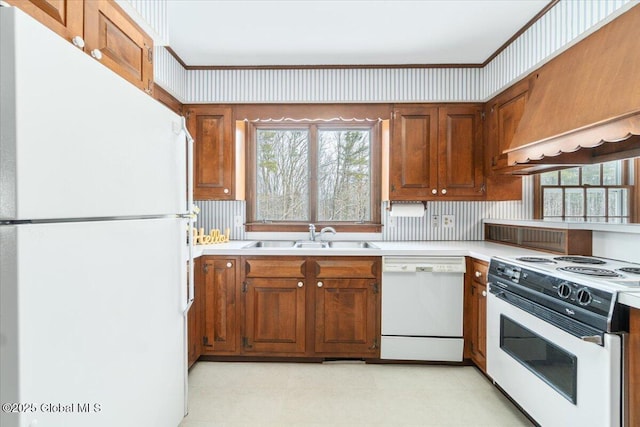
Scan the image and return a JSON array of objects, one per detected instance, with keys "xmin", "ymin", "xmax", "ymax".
[{"xmin": 242, "ymin": 240, "xmax": 379, "ymax": 249}]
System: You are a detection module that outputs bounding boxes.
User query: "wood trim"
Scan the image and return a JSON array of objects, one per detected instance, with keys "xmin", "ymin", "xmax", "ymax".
[
  {"xmin": 634, "ymin": 158, "xmax": 640, "ymax": 223},
  {"xmin": 532, "ymin": 174, "xmax": 542, "ymax": 219},
  {"xmin": 244, "ymin": 223, "xmax": 383, "ymax": 233},
  {"xmin": 629, "ymin": 308, "xmax": 640, "ymax": 427},
  {"xmin": 481, "ymin": 0, "xmax": 559, "ymax": 66},
  {"xmin": 153, "ymin": 85, "xmax": 183, "ymax": 115},
  {"xmin": 164, "ymin": 1, "xmax": 557, "ymax": 70}
]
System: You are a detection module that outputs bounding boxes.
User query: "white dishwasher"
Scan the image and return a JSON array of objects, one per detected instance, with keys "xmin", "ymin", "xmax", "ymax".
[{"xmin": 381, "ymin": 256, "xmax": 466, "ymax": 361}]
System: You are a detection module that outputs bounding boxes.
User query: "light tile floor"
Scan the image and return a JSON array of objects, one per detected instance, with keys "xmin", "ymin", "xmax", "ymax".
[{"xmin": 180, "ymin": 361, "xmax": 535, "ymax": 427}]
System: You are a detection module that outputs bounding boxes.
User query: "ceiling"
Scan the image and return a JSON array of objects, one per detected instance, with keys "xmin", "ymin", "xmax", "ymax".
[{"xmin": 166, "ymin": 0, "xmax": 551, "ymax": 67}]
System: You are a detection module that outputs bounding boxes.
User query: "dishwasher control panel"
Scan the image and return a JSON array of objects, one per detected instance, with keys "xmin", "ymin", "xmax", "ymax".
[{"xmin": 383, "ymin": 257, "xmax": 466, "ymax": 273}]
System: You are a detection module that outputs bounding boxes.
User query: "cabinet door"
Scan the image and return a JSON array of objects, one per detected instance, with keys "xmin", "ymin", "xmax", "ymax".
[
  {"xmin": 186, "ymin": 106, "xmax": 235, "ymax": 200},
  {"xmin": 469, "ymin": 260, "xmax": 488, "ymax": 372},
  {"xmin": 83, "ymin": 0, "xmax": 153, "ymax": 94},
  {"xmin": 390, "ymin": 106, "xmax": 438, "ymax": 200},
  {"xmin": 438, "ymin": 105, "xmax": 485, "ymax": 198},
  {"xmin": 243, "ymin": 278, "xmax": 306, "ymax": 354},
  {"xmin": 202, "ymin": 257, "xmax": 239, "ymax": 355},
  {"xmin": 6, "ymin": 0, "xmax": 83, "ymax": 43},
  {"xmin": 484, "ymin": 80, "xmax": 526, "ymax": 200},
  {"xmin": 314, "ymin": 278, "xmax": 379, "ymax": 356},
  {"xmin": 313, "ymin": 257, "xmax": 380, "ymax": 356}
]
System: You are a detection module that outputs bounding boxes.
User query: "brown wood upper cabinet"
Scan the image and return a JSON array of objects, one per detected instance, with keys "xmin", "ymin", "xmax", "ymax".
[
  {"xmin": 7, "ymin": 0, "xmax": 153, "ymax": 95},
  {"xmin": 186, "ymin": 105, "xmax": 235, "ymax": 200},
  {"xmin": 5, "ymin": 0, "xmax": 84, "ymax": 44},
  {"xmin": 390, "ymin": 104, "xmax": 485, "ymax": 200}
]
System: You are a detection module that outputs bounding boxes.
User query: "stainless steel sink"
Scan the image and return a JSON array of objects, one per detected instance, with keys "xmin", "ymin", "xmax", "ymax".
[
  {"xmin": 242, "ymin": 240, "xmax": 379, "ymax": 249},
  {"xmin": 294, "ymin": 241, "xmax": 328, "ymax": 248},
  {"xmin": 327, "ymin": 241, "xmax": 379, "ymax": 249},
  {"xmin": 242, "ymin": 240, "xmax": 296, "ymax": 249}
]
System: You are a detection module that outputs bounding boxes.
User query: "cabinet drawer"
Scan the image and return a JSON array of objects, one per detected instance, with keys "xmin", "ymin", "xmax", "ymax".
[
  {"xmin": 244, "ymin": 258, "xmax": 306, "ymax": 278},
  {"xmin": 314, "ymin": 259, "xmax": 378, "ymax": 279},
  {"xmin": 472, "ymin": 260, "xmax": 488, "ymax": 285}
]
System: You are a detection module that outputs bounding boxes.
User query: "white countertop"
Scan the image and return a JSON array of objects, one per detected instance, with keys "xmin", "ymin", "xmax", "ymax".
[
  {"xmin": 191, "ymin": 239, "xmax": 640, "ymax": 309},
  {"xmin": 192, "ymin": 240, "xmax": 548, "ymax": 262}
]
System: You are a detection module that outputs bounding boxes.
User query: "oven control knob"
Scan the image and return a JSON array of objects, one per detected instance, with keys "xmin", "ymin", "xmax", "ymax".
[
  {"xmin": 557, "ymin": 282, "xmax": 572, "ymax": 299},
  {"xmin": 576, "ymin": 288, "xmax": 592, "ymax": 306}
]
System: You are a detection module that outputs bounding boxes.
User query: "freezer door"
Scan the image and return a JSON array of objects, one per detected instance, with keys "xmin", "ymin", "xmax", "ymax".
[
  {"xmin": 0, "ymin": 8, "xmax": 186, "ymax": 220},
  {"xmin": 0, "ymin": 219, "xmax": 187, "ymax": 427}
]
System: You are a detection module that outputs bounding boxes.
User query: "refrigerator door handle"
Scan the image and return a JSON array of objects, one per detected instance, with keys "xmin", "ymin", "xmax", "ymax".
[{"xmin": 182, "ymin": 116, "xmax": 196, "ymax": 314}]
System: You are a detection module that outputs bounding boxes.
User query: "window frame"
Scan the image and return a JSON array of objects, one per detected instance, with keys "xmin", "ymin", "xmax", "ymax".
[
  {"xmin": 533, "ymin": 159, "xmax": 638, "ymax": 222},
  {"xmin": 245, "ymin": 119, "xmax": 382, "ymax": 232}
]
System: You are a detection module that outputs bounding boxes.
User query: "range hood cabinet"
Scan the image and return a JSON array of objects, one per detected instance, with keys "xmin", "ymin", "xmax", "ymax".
[{"xmin": 504, "ymin": 4, "xmax": 640, "ymax": 171}]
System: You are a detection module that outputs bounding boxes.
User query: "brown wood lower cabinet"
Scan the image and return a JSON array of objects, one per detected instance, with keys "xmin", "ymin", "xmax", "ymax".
[
  {"xmin": 201, "ymin": 257, "xmax": 240, "ymax": 355},
  {"xmin": 243, "ymin": 258, "xmax": 307, "ymax": 354},
  {"xmin": 629, "ymin": 307, "xmax": 640, "ymax": 427},
  {"xmin": 190, "ymin": 255, "xmax": 381, "ymax": 361},
  {"xmin": 314, "ymin": 258, "xmax": 380, "ymax": 356},
  {"xmin": 465, "ymin": 258, "xmax": 488, "ymax": 373}
]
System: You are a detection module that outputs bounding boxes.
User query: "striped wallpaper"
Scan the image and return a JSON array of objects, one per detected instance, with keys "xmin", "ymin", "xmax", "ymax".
[
  {"xmin": 195, "ymin": 177, "xmax": 534, "ymax": 241},
  {"xmin": 143, "ymin": 0, "xmax": 636, "ymax": 103}
]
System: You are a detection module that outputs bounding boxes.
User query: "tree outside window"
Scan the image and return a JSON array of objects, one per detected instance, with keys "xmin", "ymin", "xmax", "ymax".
[{"xmin": 248, "ymin": 121, "xmax": 380, "ymax": 230}]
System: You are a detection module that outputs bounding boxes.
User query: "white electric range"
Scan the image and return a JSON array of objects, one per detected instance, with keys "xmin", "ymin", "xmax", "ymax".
[{"xmin": 486, "ymin": 254, "xmax": 636, "ymax": 427}]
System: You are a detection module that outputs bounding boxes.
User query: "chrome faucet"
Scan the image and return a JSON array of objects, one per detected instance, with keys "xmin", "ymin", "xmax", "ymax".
[
  {"xmin": 319, "ymin": 226, "xmax": 337, "ymax": 241},
  {"xmin": 309, "ymin": 223, "xmax": 316, "ymax": 241}
]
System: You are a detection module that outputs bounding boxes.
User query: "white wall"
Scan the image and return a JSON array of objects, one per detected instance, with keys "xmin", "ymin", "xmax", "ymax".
[{"xmin": 592, "ymin": 231, "xmax": 640, "ymax": 263}]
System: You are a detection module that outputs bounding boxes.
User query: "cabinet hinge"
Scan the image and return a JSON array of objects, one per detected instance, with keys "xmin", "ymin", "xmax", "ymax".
[
  {"xmin": 372, "ymin": 282, "xmax": 379, "ymax": 294},
  {"xmin": 147, "ymin": 46, "xmax": 153, "ymax": 63},
  {"xmin": 203, "ymin": 336, "xmax": 209, "ymax": 346},
  {"xmin": 242, "ymin": 281, "xmax": 248, "ymax": 293},
  {"xmin": 481, "ymin": 111, "xmax": 486, "ymax": 121},
  {"xmin": 242, "ymin": 336, "xmax": 252, "ymax": 348},
  {"xmin": 368, "ymin": 338, "xmax": 379, "ymax": 350},
  {"xmin": 203, "ymin": 263, "xmax": 209, "ymax": 273}
]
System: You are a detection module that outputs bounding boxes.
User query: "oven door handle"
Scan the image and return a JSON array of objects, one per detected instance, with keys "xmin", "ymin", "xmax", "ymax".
[{"xmin": 580, "ymin": 335, "xmax": 603, "ymax": 345}]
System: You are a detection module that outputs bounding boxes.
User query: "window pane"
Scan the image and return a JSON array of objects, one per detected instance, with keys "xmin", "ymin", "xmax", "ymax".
[
  {"xmin": 608, "ymin": 188, "xmax": 628, "ymax": 217},
  {"xmin": 540, "ymin": 171, "xmax": 559, "ymax": 185},
  {"xmin": 543, "ymin": 188, "xmax": 563, "ymax": 217},
  {"xmin": 565, "ymin": 188, "xmax": 584, "ymax": 217},
  {"xmin": 560, "ymin": 168, "xmax": 580, "ymax": 185},
  {"xmin": 581, "ymin": 164, "xmax": 600, "ymax": 186},
  {"xmin": 586, "ymin": 188, "xmax": 605, "ymax": 217},
  {"xmin": 318, "ymin": 129, "xmax": 371, "ymax": 221},
  {"xmin": 255, "ymin": 129, "xmax": 309, "ymax": 221},
  {"xmin": 602, "ymin": 161, "xmax": 622, "ymax": 185}
]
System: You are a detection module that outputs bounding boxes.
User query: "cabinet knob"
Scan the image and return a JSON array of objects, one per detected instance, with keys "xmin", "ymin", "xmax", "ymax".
[
  {"xmin": 90, "ymin": 49, "xmax": 103, "ymax": 60},
  {"xmin": 297, "ymin": 281, "xmax": 304, "ymax": 288},
  {"xmin": 223, "ymin": 188, "xmax": 229, "ymax": 194},
  {"xmin": 317, "ymin": 281, "xmax": 323, "ymax": 288},
  {"xmin": 475, "ymin": 271, "xmax": 482, "ymax": 278},
  {"xmin": 72, "ymin": 36, "xmax": 85, "ymax": 49},
  {"xmin": 226, "ymin": 262, "xmax": 233, "ymax": 268},
  {"xmin": 431, "ymin": 189, "xmax": 437, "ymax": 195},
  {"xmin": 441, "ymin": 189, "xmax": 447, "ymax": 195},
  {"xmin": 482, "ymin": 290, "xmax": 487, "ymax": 297}
]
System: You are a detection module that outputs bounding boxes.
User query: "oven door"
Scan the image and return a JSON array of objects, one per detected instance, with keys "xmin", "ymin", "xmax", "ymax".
[{"xmin": 487, "ymin": 287, "xmax": 622, "ymax": 427}]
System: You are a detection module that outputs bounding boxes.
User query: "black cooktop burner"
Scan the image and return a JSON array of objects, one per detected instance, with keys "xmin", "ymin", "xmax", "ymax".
[
  {"xmin": 516, "ymin": 257, "xmax": 557, "ymax": 263},
  {"xmin": 554, "ymin": 256, "xmax": 606, "ymax": 264},
  {"xmin": 558, "ymin": 266, "xmax": 621, "ymax": 277},
  {"xmin": 619, "ymin": 267, "xmax": 640, "ymax": 275}
]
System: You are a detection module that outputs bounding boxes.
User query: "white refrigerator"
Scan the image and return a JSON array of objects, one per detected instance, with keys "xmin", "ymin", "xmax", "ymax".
[{"xmin": 1, "ymin": 7, "xmax": 192, "ymax": 427}]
